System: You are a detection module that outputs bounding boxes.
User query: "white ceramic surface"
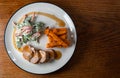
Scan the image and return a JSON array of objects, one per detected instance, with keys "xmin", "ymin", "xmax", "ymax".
[{"xmin": 4, "ymin": 2, "xmax": 77, "ymax": 74}]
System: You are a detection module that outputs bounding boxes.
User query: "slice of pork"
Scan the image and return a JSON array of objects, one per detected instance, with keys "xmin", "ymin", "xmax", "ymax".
[
  {"xmin": 30, "ymin": 51, "xmax": 40, "ymax": 64},
  {"xmin": 47, "ymin": 49, "xmax": 55, "ymax": 62},
  {"xmin": 39, "ymin": 50, "xmax": 49, "ymax": 63},
  {"xmin": 23, "ymin": 51, "xmax": 33, "ymax": 61},
  {"xmin": 22, "ymin": 45, "xmax": 33, "ymax": 61}
]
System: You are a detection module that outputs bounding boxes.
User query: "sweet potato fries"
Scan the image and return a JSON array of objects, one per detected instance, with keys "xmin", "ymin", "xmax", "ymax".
[{"xmin": 45, "ymin": 27, "xmax": 70, "ymax": 48}]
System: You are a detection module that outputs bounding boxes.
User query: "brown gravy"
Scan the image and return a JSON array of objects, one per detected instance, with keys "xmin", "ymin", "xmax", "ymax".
[{"xmin": 54, "ymin": 50, "xmax": 62, "ymax": 60}]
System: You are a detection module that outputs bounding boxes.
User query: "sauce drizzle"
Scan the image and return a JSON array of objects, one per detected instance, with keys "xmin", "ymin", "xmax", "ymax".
[
  {"xmin": 54, "ymin": 50, "xmax": 62, "ymax": 60},
  {"xmin": 18, "ymin": 12, "xmax": 65, "ymax": 27}
]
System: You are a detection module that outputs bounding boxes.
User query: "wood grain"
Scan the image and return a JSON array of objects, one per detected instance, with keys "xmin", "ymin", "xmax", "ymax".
[{"xmin": 0, "ymin": 0, "xmax": 120, "ymax": 78}]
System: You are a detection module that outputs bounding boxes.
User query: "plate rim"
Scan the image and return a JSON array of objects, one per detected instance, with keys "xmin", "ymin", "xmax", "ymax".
[{"xmin": 4, "ymin": 2, "xmax": 77, "ymax": 74}]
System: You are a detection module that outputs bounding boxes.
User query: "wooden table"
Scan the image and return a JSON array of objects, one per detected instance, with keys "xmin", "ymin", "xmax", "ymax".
[{"xmin": 0, "ymin": 0, "xmax": 120, "ymax": 78}]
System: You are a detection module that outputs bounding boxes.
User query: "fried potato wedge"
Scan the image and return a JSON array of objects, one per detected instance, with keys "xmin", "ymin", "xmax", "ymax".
[{"xmin": 45, "ymin": 27, "xmax": 70, "ymax": 48}]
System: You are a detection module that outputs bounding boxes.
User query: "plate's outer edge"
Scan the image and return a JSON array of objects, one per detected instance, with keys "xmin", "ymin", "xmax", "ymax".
[{"xmin": 4, "ymin": 2, "xmax": 77, "ymax": 74}]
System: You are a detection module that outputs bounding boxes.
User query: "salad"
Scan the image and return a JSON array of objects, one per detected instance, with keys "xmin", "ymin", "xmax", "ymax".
[{"xmin": 13, "ymin": 13, "xmax": 45, "ymax": 48}]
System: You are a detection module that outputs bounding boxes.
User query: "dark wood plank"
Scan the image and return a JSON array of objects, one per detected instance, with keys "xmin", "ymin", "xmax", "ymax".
[{"xmin": 0, "ymin": 0, "xmax": 120, "ymax": 78}]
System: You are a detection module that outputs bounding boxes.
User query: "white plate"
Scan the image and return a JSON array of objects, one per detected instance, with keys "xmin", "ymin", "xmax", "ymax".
[{"xmin": 4, "ymin": 2, "xmax": 77, "ymax": 74}]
